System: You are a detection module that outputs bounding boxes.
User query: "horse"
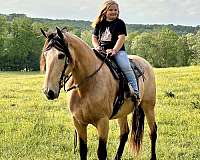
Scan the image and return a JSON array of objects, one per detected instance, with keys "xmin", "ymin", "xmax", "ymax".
[{"xmin": 40, "ymin": 27, "xmax": 157, "ymax": 160}]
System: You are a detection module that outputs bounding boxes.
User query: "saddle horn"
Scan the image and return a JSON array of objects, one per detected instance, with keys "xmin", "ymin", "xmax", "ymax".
[
  {"xmin": 40, "ymin": 28, "xmax": 47, "ymax": 38},
  {"xmin": 56, "ymin": 27, "xmax": 64, "ymax": 39}
]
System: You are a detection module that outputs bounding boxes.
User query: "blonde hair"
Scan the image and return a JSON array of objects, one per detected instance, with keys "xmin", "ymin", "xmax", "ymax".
[{"xmin": 91, "ymin": 0, "xmax": 119, "ymax": 28}]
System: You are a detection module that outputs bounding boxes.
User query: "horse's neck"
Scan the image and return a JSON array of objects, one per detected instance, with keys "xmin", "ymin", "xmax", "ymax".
[{"xmin": 69, "ymin": 35, "xmax": 100, "ymax": 83}]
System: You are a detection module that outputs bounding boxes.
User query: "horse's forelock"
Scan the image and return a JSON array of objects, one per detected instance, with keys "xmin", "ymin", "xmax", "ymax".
[{"xmin": 47, "ymin": 33, "xmax": 56, "ymax": 41}]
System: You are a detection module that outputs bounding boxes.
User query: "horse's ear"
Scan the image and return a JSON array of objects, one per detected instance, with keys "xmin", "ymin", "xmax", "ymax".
[
  {"xmin": 61, "ymin": 27, "xmax": 68, "ymax": 32},
  {"xmin": 56, "ymin": 27, "xmax": 64, "ymax": 39},
  {"xmin": 40, "ymin": 28, "xmax": 47, "ymax": 38}
]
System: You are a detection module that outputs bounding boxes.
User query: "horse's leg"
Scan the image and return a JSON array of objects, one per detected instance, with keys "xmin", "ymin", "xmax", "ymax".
[
  {"xmin": 114, "ymin": 116, "xmax": 129, "ymax": 160},
  {"xmin": 73, "ymin": 117, "xmax": 88, "ymax": 160},
  {"xmin": 142, "ymin": 102, "xmax": 157, "ymax": 160},
  {"xmin": 96, "ymin": 117, "xmax": 109, "ymax": 160}
]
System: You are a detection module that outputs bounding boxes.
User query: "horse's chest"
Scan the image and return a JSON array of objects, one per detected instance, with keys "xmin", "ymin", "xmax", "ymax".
[{"xmin": 70, "ymin": 97, "xmax": 107, "ymax": 124}]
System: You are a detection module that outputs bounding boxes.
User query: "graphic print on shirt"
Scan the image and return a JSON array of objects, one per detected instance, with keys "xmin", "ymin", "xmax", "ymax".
[{"xmin": 101, "ymin": 27, "xmax": 112, "ymax": 41}]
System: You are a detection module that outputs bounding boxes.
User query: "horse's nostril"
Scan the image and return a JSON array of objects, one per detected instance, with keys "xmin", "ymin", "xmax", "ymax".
[{"xmin": 47, "ymin": 90, "xmax": 55, "ymax": 100}]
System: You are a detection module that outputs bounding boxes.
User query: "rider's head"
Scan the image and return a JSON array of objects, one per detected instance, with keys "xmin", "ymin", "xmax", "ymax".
[{"xmin": 91, "ymin": 0, "xmax": 119, "ymax": 28}]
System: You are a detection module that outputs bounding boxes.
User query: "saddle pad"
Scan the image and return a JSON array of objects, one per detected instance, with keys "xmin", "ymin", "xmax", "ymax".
[{"xmin": 129, "ymin": 60, "xmax": 145, "ymax": 80}]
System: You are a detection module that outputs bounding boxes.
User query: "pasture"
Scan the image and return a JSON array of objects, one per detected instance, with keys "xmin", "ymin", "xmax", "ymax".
[{"xmin": 0, "ymin": 66, "xmax": 200, "ymax": 160}]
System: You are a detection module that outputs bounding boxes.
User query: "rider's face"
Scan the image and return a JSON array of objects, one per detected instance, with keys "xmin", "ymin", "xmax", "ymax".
[{"xmin": 106, "ymin": 4, "xmax": 119, "ymax": 21}]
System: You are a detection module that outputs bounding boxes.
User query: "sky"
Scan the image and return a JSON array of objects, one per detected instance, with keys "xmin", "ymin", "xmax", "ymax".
[{"xmin": 0, "ymin": 0, "xmax": 199, "ymax": 26}]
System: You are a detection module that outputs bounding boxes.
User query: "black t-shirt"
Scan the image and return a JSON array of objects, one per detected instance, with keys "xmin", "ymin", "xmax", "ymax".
[{"xmin": 93, "ymin": 18, "xmax": 127, "ymax": 51}]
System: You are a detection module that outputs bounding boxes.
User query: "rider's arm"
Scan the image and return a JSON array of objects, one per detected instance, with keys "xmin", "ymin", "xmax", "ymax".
[
  {"xmin": 92, "ymin": 35, "xmax": 100, "ymax": 49},
  {"xmin": 113, "ymin": 34, "xmax": 125, "ymax": 53}
]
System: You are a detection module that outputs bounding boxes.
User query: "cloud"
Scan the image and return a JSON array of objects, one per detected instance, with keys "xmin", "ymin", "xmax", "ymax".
[
  {"xmin": 118, "ymin": 0, "xmax": 200, "ymax": 25},
  {"xmin": 0, "ymin": 0, "xmax": 199, "ymax": 26}
]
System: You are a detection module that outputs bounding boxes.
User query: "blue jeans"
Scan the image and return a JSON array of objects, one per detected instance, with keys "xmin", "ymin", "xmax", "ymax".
[{"xmin": 114, "ymin": 50, "xmax": 139, "ymax": 94}]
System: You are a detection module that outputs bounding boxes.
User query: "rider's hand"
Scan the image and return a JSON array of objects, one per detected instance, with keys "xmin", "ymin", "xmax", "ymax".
[
  {"xmin": 106, "ymin": 49, "xmax": 117, "ymax": 56},
  {"xmin": 95, "ymin": 46, "xmax": 103, "ymax": 51}
]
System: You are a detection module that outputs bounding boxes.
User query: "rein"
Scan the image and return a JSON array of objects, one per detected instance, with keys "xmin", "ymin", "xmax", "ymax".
[{"xmin": 64, "ymin": 53, "xmax": 109, "ymax": 92}]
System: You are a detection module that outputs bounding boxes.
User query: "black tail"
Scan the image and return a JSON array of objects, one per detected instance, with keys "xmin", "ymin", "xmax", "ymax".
[{"xmin": 130, "ymin": 104, "xmax": 145, "ymax": 154}]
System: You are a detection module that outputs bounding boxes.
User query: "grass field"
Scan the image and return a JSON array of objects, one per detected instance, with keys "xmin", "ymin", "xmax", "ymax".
[{"xmin": 0, "ymin": 66, "xmax": 200, "ymax": 160}]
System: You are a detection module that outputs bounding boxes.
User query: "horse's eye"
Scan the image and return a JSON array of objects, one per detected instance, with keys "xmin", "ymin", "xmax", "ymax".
[{"xmin": 58, "ymin": 53, "xmax": 65, "ymax": 59}]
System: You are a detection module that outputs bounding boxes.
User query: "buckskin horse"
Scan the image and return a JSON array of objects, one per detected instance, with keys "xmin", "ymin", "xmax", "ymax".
[{"xmin": 40, "ymin": 27, "xmax": 157, "ymax": 160}]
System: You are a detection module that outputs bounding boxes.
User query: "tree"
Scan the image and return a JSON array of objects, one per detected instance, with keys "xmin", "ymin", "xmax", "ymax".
[
  {"xmin": 131, "ymin": 32, "xmax": 157, "ymax": 65},
  {"xmin": 8, "ymin": 17, "xmax": 34, "ymax": 70},
  {"xmin": 71, "ymin": 28, "xmax": 81, "ymax": 38},
  {"xmin": 186, "ymin": 31, "xmax": 200, "ymax": 65},
  {"xmin": 0, "ymin": 16, "xmax": 8, "ymax": 70},
  {"xmin": 177, "ymin": 35, "xmax": 192, "ymax": 66},
  {"xmin": 5, "ymin": 17, "xmax": 46, "ymax": 70},
  {"xmin": 31, "ymin": 22, "xmax": 49, "ymax": 70},
  {"xmin": 194, "ymin": 30, "xmax": 200, "ymax": 64},
  {"xmin": 130, "ymin": 28, "xmax": 191, "ymax": 67},
  {"xmin": 125, "ymin": 32, "xmax": 139, "ymax": 55},
  {"xmin": 81, "ymin": 30, "xmax": 92, "ymax": 47},
  {"xmin": 154, "ymin": 28, "xmax": 183, "ymax": 67}
]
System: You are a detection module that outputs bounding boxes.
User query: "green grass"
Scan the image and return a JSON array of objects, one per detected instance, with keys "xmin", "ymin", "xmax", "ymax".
[{"xmin": 0, "ymin": 66, "xmax": 200, "ymax": 160}]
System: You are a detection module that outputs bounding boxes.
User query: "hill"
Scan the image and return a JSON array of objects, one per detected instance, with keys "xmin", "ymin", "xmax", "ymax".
[{"xmin": 1, "ymin": 13, "xmax": 200, "ymax": 34}]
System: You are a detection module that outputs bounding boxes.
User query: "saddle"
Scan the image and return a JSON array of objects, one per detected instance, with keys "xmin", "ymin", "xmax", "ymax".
[{"xmin": 93, "ymin": 49, "xmax": 145, "ymax": 118}]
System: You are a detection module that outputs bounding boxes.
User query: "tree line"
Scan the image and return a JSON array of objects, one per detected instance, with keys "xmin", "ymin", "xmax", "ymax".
[
  {"xmin": 0, "ymin": 15, "xmax": 47, "ymax": 71},
  {"xmin": 0, "ymin": 14, "xmax": 199, "ymax": 71}
]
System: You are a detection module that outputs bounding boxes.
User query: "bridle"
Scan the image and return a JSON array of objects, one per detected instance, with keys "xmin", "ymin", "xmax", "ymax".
[
  {"xmin": 42, "ymin": 28, "xmax": 108, "ymax": 93},
  {"xmin": 43, "ymin": 31, "xmax": 72, "ymax": 93}
]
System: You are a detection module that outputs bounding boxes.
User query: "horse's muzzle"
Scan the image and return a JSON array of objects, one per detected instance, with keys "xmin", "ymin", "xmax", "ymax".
[{"xmin": 44, "ymin": 89, "xmax": 57, "ymax": 100}]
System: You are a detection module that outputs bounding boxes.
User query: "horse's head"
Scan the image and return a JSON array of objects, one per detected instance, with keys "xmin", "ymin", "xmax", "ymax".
[{"xmin": 40, "ymin": 27, "xmax": 73, "ymax": 100}]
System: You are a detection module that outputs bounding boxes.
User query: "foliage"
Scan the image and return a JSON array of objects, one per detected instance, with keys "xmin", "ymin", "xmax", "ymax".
[
  {"xmin": 126, "ymin": 23, "xmax": 200, "ymax": 35},
  {"xmin": 0, "ymin": 16, "xmax": 47, "ymax": 71},
  {"xmin": 154, "ymin": 28, "xmax": 183, "ymax": 67},
  {"xmin": 131, "ymin": 32, "xmax": 156, "ymax": 65},
  {"xmin": 128, "ymin": 28, "xmax": 200, "ymax": 67},
  {"xmin": 125, "ymin": 32, "xmax": 139, "ymax": 55},
  {"xmin": 81, "ymin": 30, "xmax": 92, "ymax": 47},
  {"xmin": 0, "ymin": 66, "xmax": 200, "ymax": 159},
  {"xmin": 0, "ymin": 16, "xmax": 8, "ymax": 70},
  {"xmin": 0, "ymin": 14, "xmax": 200, "ymax": 70},
  {"xmin": 2, "ymin": 13, "xmax": 200, "ymax": 35},
  {"xmin": 186, "ymin": 31, "xmax": 200, "ymax": 65}
]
